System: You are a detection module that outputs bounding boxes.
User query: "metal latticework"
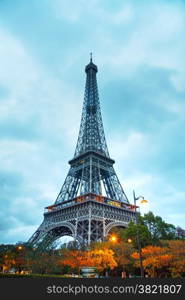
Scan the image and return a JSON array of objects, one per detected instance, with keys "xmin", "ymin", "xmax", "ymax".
[
  {"xmin": 74, "ymin": 60, "xmax": 109, "ymax": 157},
  {"xmin": 28, "ymin": 57, "xmax": 136, "ymax": 246},
  {"xmin": 55, "ymin": 58, "xmax": 128, "ymax": 204}
]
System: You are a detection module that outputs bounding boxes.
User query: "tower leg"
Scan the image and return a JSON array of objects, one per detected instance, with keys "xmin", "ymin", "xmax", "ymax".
[
  {"xmin": 88, "ymin": 219, "xmax": 91, "ymax": 245},
  {"xmin": 102, "ymin": 209, "xmax": 106, "ymax": 241},
  {"xmin": 74, "ymin": 221, "xmax": 77, "ymax": 241},
  {"xmin": 88, "ymin": 203, "xmax": 92, "ymax": 245}
]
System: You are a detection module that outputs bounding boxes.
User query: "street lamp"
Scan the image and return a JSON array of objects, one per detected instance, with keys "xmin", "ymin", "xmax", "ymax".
[
  {"xmin": 133, "ymin": 190, "xmax": 148, "ymax": 278},
  {"xmin": 109, "ymin": 234, "xmax": 117, "ymax": 243}
]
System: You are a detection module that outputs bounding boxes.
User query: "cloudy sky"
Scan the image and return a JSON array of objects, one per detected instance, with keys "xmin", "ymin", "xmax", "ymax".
[{"xmin": 0, "ymin": 0, "xmax": 185, "ymax": 244}]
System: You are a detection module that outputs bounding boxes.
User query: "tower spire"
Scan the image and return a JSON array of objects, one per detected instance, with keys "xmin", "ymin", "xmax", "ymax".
[
  {"xmin": 74, "ymin": 57, "xmax": 108, "ymax": 157},
  {"xmin": 54, "ymin": 58, "xmax": 129, "ymax": 204}
]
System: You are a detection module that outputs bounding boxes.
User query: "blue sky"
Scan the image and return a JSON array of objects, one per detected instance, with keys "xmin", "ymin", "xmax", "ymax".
[{"xmin": 0, "ymin": 0, "xmax": 185, "ymax": 244}]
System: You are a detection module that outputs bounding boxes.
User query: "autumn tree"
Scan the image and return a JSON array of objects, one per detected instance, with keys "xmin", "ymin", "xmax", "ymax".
[
  {"xmin": 90, "ymin": 249, "xmax": 117, "ymax": 274},
  {"xmin": 60, "ymin": 247, "xmax": 117, "ymax": 275},
  {"xmin": 0, "ymin": 245, "xmax": 14, "ymax": 272},
  {"xmin": 166, "ymin": 240, "xmax": 185, "ymax": 277},
  {"xmin": 60, "ymin": 249, "xmax": 91, "ymax": 274},
  {"xmin": 132, "ymin": 245, "xmax": 172, "ymax": 277},
  {"xmin": 111, "ymin": 241, "xmax": 135, "ymax": 275},
  {"xmin": 2, "ymin": 250, "xmax": 16, "ymax": 273},
  {"xmin": 91, "ymin": 240, "xmax": 134, "ymax": 276}
]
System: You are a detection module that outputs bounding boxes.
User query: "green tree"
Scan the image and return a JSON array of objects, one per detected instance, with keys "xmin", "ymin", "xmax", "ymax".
[
  {"xmin": 119, "ymin": 220, "xmax": 152, "ymax": 248},
  {"xmin": 118, "ymin": 212, "xmax": 177, "ymax": 248},
  {"xmin": 143, "ymin": 212, "xmax": 176, "ymax": 244}
]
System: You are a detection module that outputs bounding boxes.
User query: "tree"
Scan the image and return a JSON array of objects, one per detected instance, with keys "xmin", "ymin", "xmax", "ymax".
[
  {"xmin": 22, "ymin": 241, "xmax": 61, "ymax": 275},
  {"xmin": 91, "ymin": 240, "xmax": 134, "ymax": 276},
  {"xmin": 0, "ymin": 245, "xmax": 14, "ymax": 272},
  {"xmin": 60, "ymin": 250, "xmax": 91, "ymax": 274},
  {"xmin": 29, "ymin": 247, "xmax": 60, "ymax": 275},
  {"xmin": 60, "ymin": 248, "xmax": 117, "ymax": 275},
  {"xmin": 142, "ymin": 212, "xmax": 176, "ymax": 243},
  {"xmin": 119, "ymin": 220, "xmax": 152, "ymax": 247},
  {"xmin": 2, "ymin": 250, "xmax": 16, "ymax": 273},
  {"xmin": 118, "ymin": 212, "xmax": 177, "ymax": 248},
  {"xmin": 110, "ymin": 241, "xmax": 135, "ymax": 276},
  {"xmin": 167, "ymin": 240, "xmax": 185, "ymax": 277},
  {"xmin": 90, "ymin": 249, "xmax": 117, "ymax": 274},
  {"xmin": 132, "ymin": 245, "xmax": 172, "ymax": 277}
]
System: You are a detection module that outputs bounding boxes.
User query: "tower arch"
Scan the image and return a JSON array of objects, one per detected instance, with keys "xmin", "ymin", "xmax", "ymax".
[{"xmin": 105, "ymin": 221, "xmax": 128, "ymax": 236}]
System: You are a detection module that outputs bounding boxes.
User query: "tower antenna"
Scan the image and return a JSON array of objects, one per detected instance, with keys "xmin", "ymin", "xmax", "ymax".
[{"xmin": 90, "ymin": 52, "xmax": 92, "ymax": 62}]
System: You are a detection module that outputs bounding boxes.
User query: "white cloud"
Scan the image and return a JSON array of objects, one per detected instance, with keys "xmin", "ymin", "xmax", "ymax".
[
  {"xmin": 5, "ymin": 225, "xmax": 39, "ymax": 244},
  {"xmin": 0, "ymin": 28, "xmax": 41, "ymax": 100},
  {"xmin": 109, "ymin": 124, "xmax": 185, "ymax": 228},
  {"xmin": 51, "ymin": 0, "xmax": 99, "ymax": 22},
  {"xmin": 110, "ymin": 5, "xmax": 134, "ymax": 25},
  {"xmin": 110, "ymin": 131, "xmax": 148, "ymax": 159},
  {"xmin": 0, "ymin": 28, "xmax": 82, "ymax": 243},
  {"xmin": 50, "ymin": 0, "xmax": 185, "ymax": 92},
  {"xmin": 0, "ymin": 27, "xmax": 81, "ymax": 141},
  {"xmin": 120, "ymin": 170, "xmax": 185, "ymax": 227},
  {"xmin": 96, "ymin": 2, "xmax": 185, "ymax": 90}
]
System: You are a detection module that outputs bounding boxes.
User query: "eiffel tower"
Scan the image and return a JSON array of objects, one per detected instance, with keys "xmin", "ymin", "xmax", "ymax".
[{"xmin": 29, "ymin": 55, "xmax": 136, "ymax": 246}]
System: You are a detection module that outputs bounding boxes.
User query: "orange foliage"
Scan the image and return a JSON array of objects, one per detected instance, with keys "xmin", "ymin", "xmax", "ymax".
[
  {"xmin": 90, "ymin": 249, "xmax": 117, "ymax": 271},
  {"xmin": 3, "ymin": 252, "xmax": 16, "ymax": 272},
  {"xmin": 167, "ymin": 240, "xmax": 185, "ymax": 277},
  {"xmin": 132, "ymin": 245, "xmax": 172, "ymax": 277},
  {"xmin": 61, "ymin": 248, "xmax": 117, "ymax": 273},
  {"xmin": 61, "ymin": 250, "xmax": 92, "ymax": 272}
]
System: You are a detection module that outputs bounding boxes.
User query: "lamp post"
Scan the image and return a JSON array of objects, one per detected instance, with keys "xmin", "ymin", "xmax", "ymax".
[{"xmin": 133, "ymin": 190, "xmax": 148, "ymax": 278}]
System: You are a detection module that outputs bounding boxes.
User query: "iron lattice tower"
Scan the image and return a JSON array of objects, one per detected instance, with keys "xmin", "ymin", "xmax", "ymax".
[{"xmin": 29, "ymin": 57, "xmax": 136, "ymax": 246}]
